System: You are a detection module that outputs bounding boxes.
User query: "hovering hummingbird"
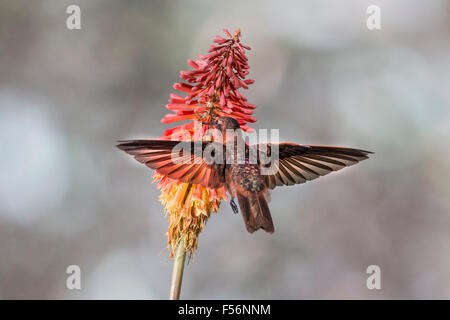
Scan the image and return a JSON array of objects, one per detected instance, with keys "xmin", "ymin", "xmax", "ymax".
[{"xmin": 117, "ymin": 117, "xmax": 372, "ymax": 234}]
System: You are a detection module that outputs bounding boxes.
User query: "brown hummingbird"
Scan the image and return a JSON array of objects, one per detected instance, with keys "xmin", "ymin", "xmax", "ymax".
[{"xmin": 117, "ymin": 116, "xmax": 372, "ymax": 234}]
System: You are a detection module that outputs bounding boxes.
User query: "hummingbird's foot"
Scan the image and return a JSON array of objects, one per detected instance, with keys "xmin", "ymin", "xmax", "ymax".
[{"xmin": 230, "ymin": 199, "xmax": 239, "ymax": 214}]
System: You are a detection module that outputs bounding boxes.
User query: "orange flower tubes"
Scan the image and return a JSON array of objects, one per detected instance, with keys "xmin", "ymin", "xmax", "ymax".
[{"xmin": 155, "ymin": 29, "xmax": 257, "ymax": 257}]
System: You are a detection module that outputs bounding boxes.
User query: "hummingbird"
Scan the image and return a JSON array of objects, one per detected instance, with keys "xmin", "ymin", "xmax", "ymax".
[{"xmin": 117, "ymin": 117, "xmax": 372, "ymax": 234}]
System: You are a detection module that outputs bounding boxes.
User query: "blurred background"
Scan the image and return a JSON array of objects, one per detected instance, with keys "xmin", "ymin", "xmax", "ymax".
[{"xmin": 1, "ymin": 0, "xmax": 450, "ymax": 299}]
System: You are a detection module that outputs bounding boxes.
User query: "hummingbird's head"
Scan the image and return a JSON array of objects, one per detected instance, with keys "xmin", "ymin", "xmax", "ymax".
[
  {"xmin": 203, "ymin": 116, "xmax": 240, "ymax": 132},
  {"xmin": 203, "ymin": 117, "xmax": 241, "ymax": 131},
  {"xmin": 216, "ymin": 117, "xmax": 240, "ymax": 131},
  {"xmin": 203, "ymin": 117, "xmax": 241, "ymax": 144}
]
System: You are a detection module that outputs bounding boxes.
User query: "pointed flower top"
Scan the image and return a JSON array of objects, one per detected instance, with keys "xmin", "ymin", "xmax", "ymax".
[{"xmin": 162, "ymin": 28, "xmax": 256, "ymax": 137}]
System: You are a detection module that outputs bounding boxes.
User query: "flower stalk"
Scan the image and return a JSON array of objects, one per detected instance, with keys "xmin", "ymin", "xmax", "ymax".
[{"xmin": 169, "ymin": 239, "xmax": 186, "ymax": 300}]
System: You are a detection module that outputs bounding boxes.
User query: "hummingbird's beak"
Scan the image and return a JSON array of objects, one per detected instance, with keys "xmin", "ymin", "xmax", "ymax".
[{"xmin": 202, "ymin": 121, "xmax": 216, "ymax": 126}]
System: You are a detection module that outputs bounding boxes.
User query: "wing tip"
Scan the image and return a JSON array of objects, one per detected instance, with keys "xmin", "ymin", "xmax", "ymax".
[{"xmin": 116, "ymin": 140, "xmax": 136, "ymax": 151}]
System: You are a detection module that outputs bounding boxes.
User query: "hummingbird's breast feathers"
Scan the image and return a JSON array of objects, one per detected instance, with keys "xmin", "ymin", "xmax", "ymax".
[{"xmin": 229, "ymin": 163, "xmax": 266, "ymax": 194}]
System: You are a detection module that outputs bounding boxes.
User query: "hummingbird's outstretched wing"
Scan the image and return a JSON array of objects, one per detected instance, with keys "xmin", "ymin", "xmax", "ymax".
[
  {"xmin": 117, "ymin": 140, "xmax": 225, "ymax": 188},
  {"xmin": 256, "ymin": 143, "xmax": 372, "ymax": 189}
]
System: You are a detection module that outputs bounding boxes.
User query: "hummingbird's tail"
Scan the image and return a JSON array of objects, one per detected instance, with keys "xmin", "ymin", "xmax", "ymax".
[{"xmin": 237, "ymin": 193, "xmax": 274, "ymax": 234}]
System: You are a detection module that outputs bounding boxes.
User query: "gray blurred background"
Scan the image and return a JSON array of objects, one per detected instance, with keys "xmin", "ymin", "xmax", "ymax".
[{"xmin": 1, "ymin": 0, "xmax": 449, "ymax": 299}]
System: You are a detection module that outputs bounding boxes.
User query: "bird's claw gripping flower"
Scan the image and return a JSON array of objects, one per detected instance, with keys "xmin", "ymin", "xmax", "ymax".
[{"xmin": 156, "ymin": 29, "xmax": 256, "ymax": 257}]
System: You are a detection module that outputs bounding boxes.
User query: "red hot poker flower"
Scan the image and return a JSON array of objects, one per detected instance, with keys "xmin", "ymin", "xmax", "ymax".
[{"xmin": 155, "ymin": 29, "xmax": 258, "ymax": 256}]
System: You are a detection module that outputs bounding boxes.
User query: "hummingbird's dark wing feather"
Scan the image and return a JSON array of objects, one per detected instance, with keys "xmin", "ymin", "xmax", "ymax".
[
  {"xmin": 256, "ymin": 143, "xmax": 372, "ymax": 189},
  {"xmin": 117, "ymin": 140, "xmax": 225, "ymax": 188}
]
